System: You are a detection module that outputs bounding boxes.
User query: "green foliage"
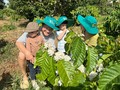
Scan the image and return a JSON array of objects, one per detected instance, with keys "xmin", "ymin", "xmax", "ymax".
[
  {"xmin": 0, "ymin": 39, "xmax": 18, "ymax": 62},
  {"xmin": 35, "ymin": 46, "xmax": 56, "ymax": 85},
  {"xmin": 64, "ymin": 30, "xmax": 76, "ymax": 54},
  {"xmin": 33, "ymin": 16, "xmax": 44, "ymax": 27},
  {"xmin": 35, "ymin": 30, "xmax": 100, "ymax": 89},
  {"xmin": 9, "ymin": 0, "xmax": 58, "ymax": 20},
  {"xmin": 57, "ymin": 60, "xmax": 75, "ymax": 87},
  {"xmin": 53, "ymin": 0, "xmax": 80, "ymax": 17},
  {"xmin": 1, "ymin": 23, "xmax": 16, "ymax": 31},
  {"xmin": 2, "ymin": 8, "xmax": 23, "ymax": 21},
  {"xmin": 65, "ymin": 31, "xmax": 86, "ymax": 68},
  {"xmin": 10, "ymin": 0, "xmax": 106, "ymax": 20},
  {"xmin": 36, "ymin": 52, "xmax": 51, "ymax": 81},
  {"xmin": 0, "ymin": 0, "xmax": 4, "ymax": 9},
  {"xmin": 47, "ymin": 57, "xmax": 56, "ymax": 85},
  {"xmin": 35, "ymin": 45, "xmax": 86, "ymax": 87},
  {"xmin": 9, "ymin": 0, "xmax": 82, "ymax": 20},
  {"xmin": 64, "ymin": 30, "xmax": 76, "ymax": 44},
  {"xmin": 71, "ymin": 5, "xmax": 100, "ymax": 21},
  {"xmin": 69, "ymin": 71, "xmax": 86, "ymax": 87},
  {"xmin": 97, "ymin": 32, "xmax": 120, "ymax": 67},
  {"xmin": 98, "ymin": 63, "xmax": 120, "ymax": 90},
  {"xmin": 2, "ymin": 8, "xmax": 15, "ymax": 17},
  {"xmin": 9, "ymin": 0, "xmax": 111, "ymax": 20},
  {"xmin": 0, "ymin": 9, "xmax": 4, "ymax": 19},
  {"xmin": 104, "ymin": 4, "xmax": 120, "ymax": 37},
  {"xmin": 0, "ymin": 8, "xmax": 23, "ymax": 21},
  {"xmin": 70, "ymin": 36, "xmax": 86, "ymax": 68},
  {"xmin": 102, "ymin": 6, "xmax": 114, "ymax": 15},
  {"xmin": 86, "ymin": 47, "xmax": 98, "ymax": 73}
]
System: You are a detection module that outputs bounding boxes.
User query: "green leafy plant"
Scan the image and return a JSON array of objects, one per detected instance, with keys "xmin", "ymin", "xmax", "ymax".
[
  {"xmin": 0, "ymin": 9, "xmax": 5, "ymax": 19},
  {"xmin": 71, "ymin": 5, "xmax": 100, "ymax": 20},
  {"xmin": 1, "ymin": 23, "xmax": 16, "ymax": 31},
  {"xmin": 104, "ymin": 4, "xmax": 120, "ymax": 37},
  {"xmin": 34, "ymin": 31, "xmax": 104, "ymax": 89},
  {"xmin": 34, "ymin": 29, "xmax": 120, "ymax": 90},
  {"xmin": 98, "ymin": 63, "xmax": 120, "ymax": 90},
  {"xmin": 2, "ymin": 8, "xmax": 23, "ymax": 21}
]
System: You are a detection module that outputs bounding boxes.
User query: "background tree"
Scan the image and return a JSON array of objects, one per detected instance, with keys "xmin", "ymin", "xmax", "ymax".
[
  {"xmin": 9, "ymin": 0, "xmax": 82, "ymax": 20},
  {"xmin": 0, "ymin": 0, "xmax": 5, "ymax": 9}
]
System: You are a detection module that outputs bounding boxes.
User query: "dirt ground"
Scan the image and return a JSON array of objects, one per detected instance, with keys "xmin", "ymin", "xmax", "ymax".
[{"xmin": 0, "ymin": 19, "xmax": 29, "ymax": 88}]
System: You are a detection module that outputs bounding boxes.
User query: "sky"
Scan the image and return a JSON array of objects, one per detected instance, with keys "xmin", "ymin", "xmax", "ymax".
[
  {"xmin": 3, "ymin": 0, "xmax": 9, "ymax": 6},
  {"xmin": 4, "ymin": 0, "xmax": 9, "ymax": 4}
]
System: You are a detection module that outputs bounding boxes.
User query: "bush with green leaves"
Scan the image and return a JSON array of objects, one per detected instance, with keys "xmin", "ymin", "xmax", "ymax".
[
  {"xmin": 0, "ymin": 40, "xmax": 18, "ymax": 62},
  {"xmin": 104, "ymin": 4, "xmax": 120, "ymax": 37},
  {"xmin": 2, "ymin": 8, "xmax": 15, "ymax": 17},
  {"xmin": 10, "ymin": 0, "xmax": 105, "ymax": 20},
  {"xmin": 34, "ymin": 30, "xmax": 120, "ymax": 90},
  {"xmin": 0, "ymin": 9, "xmax": 4, "ymax": 19},
  {"xmin": 9, "ymin": 0, "xmax": 56, "ymax": 21},
  {"xmin": 71, "ymin": 5, "xmax": 100, "ymax": 20},
  {"xmin": 0, "ymin": 0, "xmax": 5, "ymax": 9},
  {"xmin": 2, "ymin": 8, "xmax": 23, "ymax": 21},
  {"xmin": 97, "ymin": 32, "xmax": 120, "ymax": 67},
  {"xmin": 1, "ymin": 23, "xmax": 16, "ymax": 31}
]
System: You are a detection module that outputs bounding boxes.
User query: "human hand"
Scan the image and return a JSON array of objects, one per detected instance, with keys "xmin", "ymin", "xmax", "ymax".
[
  {"xmin": 30, "ymin": 59, "xmax": 34, "ymax": 64},
  {"xmin": 63, "ymin": 29, "xmax": 67, "ymax": 32},
  {"xmin": 30, "ymin": 57, "xmax": 36, "ymax": 64},
  {"xmin": 25, "ymin": 50, "xmax": 34, "ymax": 62}
]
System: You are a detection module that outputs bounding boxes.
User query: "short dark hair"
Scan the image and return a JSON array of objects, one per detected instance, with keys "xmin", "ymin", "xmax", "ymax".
[{"xmin": 62, "ymin": 20, "xmax": 68, "ymax": 24}]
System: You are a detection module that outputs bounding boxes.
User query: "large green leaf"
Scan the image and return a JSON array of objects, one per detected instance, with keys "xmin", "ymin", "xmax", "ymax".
[
  {"xmin": 65, "ymin": 31, "xmax": 76, "ymax": 43},
  {"xmin": 36, "ymin": 52, "xmax": 50, "ymax": 80},
  {"xmin": 98, "ymin": 63, "xmax": 120, "ymax": 90},
  {"xmin": 65, "ymin": 31, "xmax": 76, "ymax": 54},
  {"xmin": 57, "ymin": 60, "xmax": 75, "ymax": 87},
  {"xmin": 34, "ymin": 47, "xmax": 46, "ymax": 67},
  {"xmin": 86, "ymin": 47, "xmax": 98, "ymax": 73},
  {"xmin": 101, "ymin": 54, "xmax": 112, "ymax": 60},
  {"xmin": 71, "ymin": 36, "xmax": 86, "ymax": 67},
  {"xmin": 47, "ymin": 57, "xmax": 56, "ymax": 85},
  {"xmin": 69, "ymin": 71, "xmax": 86, "ymax": 87}
]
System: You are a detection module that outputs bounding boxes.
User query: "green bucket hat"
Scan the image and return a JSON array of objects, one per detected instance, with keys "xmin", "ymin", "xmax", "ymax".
[
  {"xmin": 56, "ymin": 16, "xmax": 68, "ymax": 26},
  {"xmin": 42, "ymin": 16, "xmax": 59, "ymax": 31},
  {"xmin": 77, "ymin": 15, "xmax": 98, "ymax": 34}
]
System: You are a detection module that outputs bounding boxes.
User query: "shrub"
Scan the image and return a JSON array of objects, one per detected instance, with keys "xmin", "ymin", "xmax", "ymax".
[
  {"xmin": 1, "ymin": 24, "xmax": 16, "ymax": 31},
  {"xmin": 71, "ymin": 5, "xmax": 100, "ymax": 20},
  {"xmin": 0, "ymin": 9, "xmax": 4, "ymax": 19},
  {"xmin": 104, "ymin": 5, "xmax": 120, "ymax": 37},
  {"xmin": 0, "ymin": 40, "xmax": 18, "ymax": 62},
  {"xmin": 2, "ymin": 8, "xmax": 23, "ymax": 21}
]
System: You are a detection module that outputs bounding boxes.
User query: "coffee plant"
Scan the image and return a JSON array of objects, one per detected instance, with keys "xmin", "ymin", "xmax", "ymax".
[
  {"xmin": 34, "ymin": 30, "xmax": 120, "ymax": 90},
  {"xmin": 104, "ymin": 4, "xmax": 120, "ymax": 37}
]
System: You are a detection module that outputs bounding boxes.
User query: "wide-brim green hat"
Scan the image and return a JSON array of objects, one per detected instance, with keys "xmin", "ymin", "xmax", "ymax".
[
  {"xmin": 56, "ymin": 16, "xmax": 68, "ymax": 26},
  {"xmin": 77, "ymin": 15, "xmax": 98, "ymax": 34},
  {"xmin": 42, "ymin": 16, "xmax": 59, "ymax": 31}
]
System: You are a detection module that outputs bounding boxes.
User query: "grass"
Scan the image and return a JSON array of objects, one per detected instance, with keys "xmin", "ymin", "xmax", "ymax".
[
  {"xmin": 1, "ymin": 24, "xmax": 16, "ymax": 32},
  {"xmin": 0, "ymin": 72, "xmax": 51, "ymax": 90},
  {"xmin": 0, "ymin": 18, "xmax": 24, "ymax": 90},
  {"xmin": 0, "ymin": 40, "xmax": 18, "ymax": 63}
]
